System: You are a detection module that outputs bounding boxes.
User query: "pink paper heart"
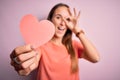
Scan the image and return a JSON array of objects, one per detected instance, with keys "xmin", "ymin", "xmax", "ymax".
[{"xmin": 20, "ymin": 14, "xmax": 55, "ymax": 48}]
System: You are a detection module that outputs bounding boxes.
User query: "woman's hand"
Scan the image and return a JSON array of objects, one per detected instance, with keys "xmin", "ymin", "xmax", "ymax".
[
  {"xmin": 64, "ymin": 8, "xmax": 81, "ymax": 34},
  {"xmin": 10, "ymin": 44, "xmax": 41, "ymax": 76}
]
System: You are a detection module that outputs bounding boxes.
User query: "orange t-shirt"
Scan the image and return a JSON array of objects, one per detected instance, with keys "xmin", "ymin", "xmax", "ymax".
[{"xmin": 37, "ymin": 40, "xmax": 84, "ymax": 80}]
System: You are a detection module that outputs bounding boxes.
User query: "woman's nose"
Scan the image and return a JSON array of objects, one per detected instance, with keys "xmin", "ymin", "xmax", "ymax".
[{"xmin": 60, "ymin": 20, "xmax": 65, "ymax": 26}]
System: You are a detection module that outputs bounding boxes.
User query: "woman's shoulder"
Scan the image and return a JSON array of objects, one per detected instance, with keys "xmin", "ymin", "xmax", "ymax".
[
  {"xmin": 72, "ymin": 39, "xmax": 84, "ymax": 49},
  {"xmin": 72, "ymin": 39, "xmax": 84, "ymax": 58},
  {"xmin": 72, "ymin": 39, "xmax": 80, "ymax": 46}
]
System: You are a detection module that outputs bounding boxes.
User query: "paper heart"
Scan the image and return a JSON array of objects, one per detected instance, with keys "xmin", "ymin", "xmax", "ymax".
[{"xmin": 20, "ymin": 14, "xmax": 55, "ymax": 48}]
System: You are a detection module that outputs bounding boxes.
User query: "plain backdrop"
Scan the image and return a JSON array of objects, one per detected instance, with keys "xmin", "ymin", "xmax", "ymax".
[{"xmin": 0, "ymin": 0, "xmax": 120, "ymax": 80}]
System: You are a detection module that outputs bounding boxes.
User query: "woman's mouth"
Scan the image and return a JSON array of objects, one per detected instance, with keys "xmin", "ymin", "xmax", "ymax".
[{"xmin": 57, "ymin": 27, "xmax": 65, "ymax": 31}]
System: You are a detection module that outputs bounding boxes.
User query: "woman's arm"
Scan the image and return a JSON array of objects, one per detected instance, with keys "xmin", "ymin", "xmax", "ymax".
[
  {"xmin": 76, "ymin": 31, "xmax": 100, "ymax": 63},
  {"xmin": 63, "ymin": 8, "xmax": 100, "ymax": 63}
]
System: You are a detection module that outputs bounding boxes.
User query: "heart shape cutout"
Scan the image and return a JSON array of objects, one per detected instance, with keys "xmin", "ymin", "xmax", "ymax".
[{"xmin": 20, "ymin": 14, "xmax": 55, "ymax": 48}]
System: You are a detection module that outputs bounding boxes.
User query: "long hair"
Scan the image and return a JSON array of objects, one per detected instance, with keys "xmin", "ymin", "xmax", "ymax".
[{"xmin": 47, "ymin": 3, "xmax": 78, "ymax": 73}]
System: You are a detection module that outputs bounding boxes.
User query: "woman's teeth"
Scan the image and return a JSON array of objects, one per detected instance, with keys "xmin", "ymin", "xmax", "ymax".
[{"xmin": 58, "ymin": 27, "xmax": 65, "ymax": 31}]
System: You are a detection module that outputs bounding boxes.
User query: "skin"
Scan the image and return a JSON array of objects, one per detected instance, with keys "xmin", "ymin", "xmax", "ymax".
[{"xmin": 10, "ymin": 6, "xmax": 100, "ymax": 76}]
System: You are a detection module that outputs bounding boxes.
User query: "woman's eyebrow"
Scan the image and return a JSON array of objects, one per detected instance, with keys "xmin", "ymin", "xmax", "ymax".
[
  {"xmin": 54, "ymin": 14, "xmax": 70, "ymax": 19},
  {"xmin": 54, "ymin": 14, "xmax": 62, "ymax": 17}
]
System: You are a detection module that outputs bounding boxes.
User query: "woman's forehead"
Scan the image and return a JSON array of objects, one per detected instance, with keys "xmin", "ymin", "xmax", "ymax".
[{"xmin": 54, "ymin": 6, "xmax": 71, "ymax": 17}]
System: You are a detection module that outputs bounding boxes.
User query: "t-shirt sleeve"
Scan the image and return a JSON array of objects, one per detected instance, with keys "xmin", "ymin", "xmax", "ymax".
[{"xmin": 72, "ymin": 40, "xmax": 84, "ymax": 58}]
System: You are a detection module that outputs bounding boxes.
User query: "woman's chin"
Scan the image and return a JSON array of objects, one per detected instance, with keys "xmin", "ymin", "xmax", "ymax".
[{"xmin": 54, "ymin": 33, "xmax": 65, "ymax": 39}]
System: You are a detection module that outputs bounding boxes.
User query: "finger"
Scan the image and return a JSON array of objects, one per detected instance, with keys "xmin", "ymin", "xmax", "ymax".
[
  {"xmin": 63, "ymin": 18, "xmax": 68, "ymax": 26},
  {"xmin": 21, "ymin": 57, "xmax": 36, "ymax": 69},
  {"xmin": 63, "ymin": 17, "xmax": 73, "ymax": 30},
  {"xmin": 18, "ymin": 67, "xmax": 31, "ymax": 76},
  {"xmin": 10, "ymin": 60, "xmax": 22, "ymax": 71},
  {"xmin": 77, "ymin": 11, "xmax": 81, "ymax": 20},
  {"xmin": 68, "ymin": 8, "xmax": 72, "ymax": 16},
  {"xmin": 18, "ymin": 55, "xmax": 39, "ymax": 76},
  {"xmin": 14, "ymin": 65, "xmax": 22, "ymax": 71},
  {"xmin": 29, "ymin": 52, "xmax": 40, "ymax": 71},
  {"xmin": 29, "ymin": 61, "xmax": 38, "ymax": 72},
  {"xmin": 73, "ymin": 8, "xmax": 77, "ymax": 17},
  {"xmin": 13, "ymin": 44, "xmax": 33, "ymax": 57},
  {"xmin": 17, "ymin": 50, "xmax": 37, "ymax": 63}
]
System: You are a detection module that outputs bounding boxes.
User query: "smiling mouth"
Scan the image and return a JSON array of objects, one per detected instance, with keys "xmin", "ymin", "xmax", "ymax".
[{"xmin": 57, "ymin": 27, "xmax": 66, "ymax": 31}]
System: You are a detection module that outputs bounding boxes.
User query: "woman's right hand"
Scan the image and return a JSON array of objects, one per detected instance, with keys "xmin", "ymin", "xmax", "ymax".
[{"xmin": 10, "ymin": 44, "xmax": 41, "ymax": 76}]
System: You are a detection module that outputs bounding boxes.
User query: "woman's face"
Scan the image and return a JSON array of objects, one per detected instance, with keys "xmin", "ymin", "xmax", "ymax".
[{"xmin": 51, "ymin": 6, "xmax": 70, "ymax": 38}]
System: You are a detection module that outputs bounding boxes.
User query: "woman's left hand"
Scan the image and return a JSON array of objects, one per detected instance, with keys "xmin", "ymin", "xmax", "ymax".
[{"xmin": 63, "ymin": 8, "xmax": 81, "ymax": 34}]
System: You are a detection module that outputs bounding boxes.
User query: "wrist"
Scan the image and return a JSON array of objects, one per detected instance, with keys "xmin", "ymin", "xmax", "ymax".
[{"xmin": 76, "ymin": 30, "xmax": 85, "ymax": 37}]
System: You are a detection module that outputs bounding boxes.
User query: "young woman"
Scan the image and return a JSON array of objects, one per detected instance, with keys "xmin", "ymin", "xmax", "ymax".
[{"xmin": 10, "ymin": 3, "xmax": 100, "ymax": 80}]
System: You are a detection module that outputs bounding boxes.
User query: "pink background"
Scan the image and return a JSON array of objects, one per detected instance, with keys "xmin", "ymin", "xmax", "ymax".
[{"xmin": 0, "ymin": 0, "xmax": 120, "ymax": 80}]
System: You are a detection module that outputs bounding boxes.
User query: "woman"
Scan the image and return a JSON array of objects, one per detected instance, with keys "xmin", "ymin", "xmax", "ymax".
[{"xmin": 10, "ymin": 3, "xmax": 100, "ymax": 80}]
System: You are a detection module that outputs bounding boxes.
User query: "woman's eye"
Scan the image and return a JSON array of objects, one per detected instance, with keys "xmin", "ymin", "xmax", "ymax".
[
  {"xmin": 56, "ymin": 16, "xmax": 60, "ymax": 19},
  {"xmin": 66, "ymin": 18, "xmax": 71, "ymax": 22}
]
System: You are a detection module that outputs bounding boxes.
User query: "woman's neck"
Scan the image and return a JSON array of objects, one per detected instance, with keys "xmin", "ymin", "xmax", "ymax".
[{"xmin": 50, "ymin": 37, "xmax": 63, "ymax": 46}]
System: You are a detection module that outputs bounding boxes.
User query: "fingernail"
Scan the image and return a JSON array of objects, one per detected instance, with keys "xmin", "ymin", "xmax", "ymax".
[
  {"xmin": 35, "ymin": 51, "xmax": 38, "ymax": 55},
  {"xmin": 31, "ymin": 45, "xmax": 35, "ymax": 50},
  {"xmin": 36, "ymin": 52, "xmax": 38, "ymax": 55}
]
